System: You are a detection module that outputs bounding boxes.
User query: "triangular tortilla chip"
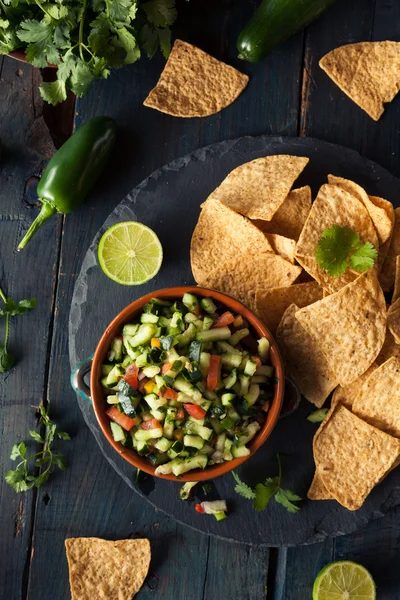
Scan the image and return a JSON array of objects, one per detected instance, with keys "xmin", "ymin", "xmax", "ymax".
[
  {"xmin": 307, "ymin": 472, "xmax": 334, "ymax": 501},
  {"xmin": 313, "ymin": 404, "xmax": 400, "ymax": 510},
  {"xmin": 191, "ymin": 198, "xmax": 275, "ymax": 283},
  {"xmin": 327, "ymin": 175, "xmax": 393, "ymax": 245},
  {"xmin": 252, "ymin": 186, "xmax": 312, "ymax": 241},
  {"xmin": 264, "ymin": 234, "xmax": 296, "ymax": 264},
  {"xmin": 197, "ymin": 254, "xmax": 302, "ymax": 310},
  {"xmin": 209, "ymin": 155, "xmax": 309, "ymax": 220},
  {"xmin": 295, "ymin": 271, "xmax": 386, "ymax": 386},
  {"xmin": 380, "ymin": 207, "xmax": 400, "ymax": 291},
  {"xmin": 276, "ymin": 304, "xmax": 337, "ymax": 407},
  {"xmin": 65, "ymin": 537, "xmax": 151, "ymax": 600},
  {"xmin": 295, "ymin": 184, "xmax": 378, "ymax": 293},
  {"xmin": 331, "ymin": 363, "xmax": 378, "ymax": 412},
  {"xmin": 144, "ymin": 40, "xmax": 248, "ymax": 117},
  {"xmin": 353, "ymin": 357, "xmax": 400, "ymax": 437},
  {"xmin": 392, "ymin": 256, "xmax": 400, "ymax": 303},
  {"xmin": 387, "ymin": 306, "xmax": 400, "ymax": 344},
  {"xmin": 320, "ymin": 42, "xmax": 400, "ymax": 121},
  {"xmin": 255, "ymin": 282, "xmax": 323, "ymax": 335},
  {"xmin": 376, "ymin": 327, "xmax": 400, "ymax": 365}
]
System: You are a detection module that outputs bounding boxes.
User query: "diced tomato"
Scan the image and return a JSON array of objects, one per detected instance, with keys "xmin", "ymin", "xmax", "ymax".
[
  {"xmin": 233, "ymin": 315, "xmax": 243, "ymax": 328},
  {"xmin": 176, "ymin": 408, "xmax": 185, "ymax": 421},
  {"xmin": 161, "ymin": 386, "xmax": 178, "ymax": 401},
  {"xmin": 207, "ymin": 355, "xmax": 220, "ymax": 391},
  {"xmin": 195, "ymin": 503, "xmax": 205, "ymax": 513},
  {"xmin": 212, "ymin": 311, "xmax": 235, "ymax": 328},
  {"xmin": 106, "ymin": 406, "xmax": 137, "ymax": 431},
  {"xmin": 138, "ymin": 377, "xmax": 149, "ymax": 393},
  {"xmin": 123, "ymin": 364, "xmax": 139, "ymax": 390},
  {"xmin": 161, "ymin": 362, "xmax": 172, "ymax": 375},
  {"xmin": 115, "ymin": 335, "xmax": 123, "ymax": 340},
  {"xmin": 151, "ymin": 337, "xmax": 161, "ymax": 348},
  {"xmin": 141, "ymin": 418, "xmax": 162, "ymax": 430},
  {"xmin": 252, "ymin": 356, "xmax": 262, "ymax": 369},
  {"xmin": 184, "ymin": 403, "xmax": 207, "ymax": 420}
]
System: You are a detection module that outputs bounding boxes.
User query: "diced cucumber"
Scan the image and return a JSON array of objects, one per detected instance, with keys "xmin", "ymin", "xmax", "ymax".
[
  {"xmin": 210, "ymin": 417, "xmax": 224, "ymax": 434},
  {"xmin": 223, "ymin": 368, "xmax": 238, "ymax": 390},
  {"xmin": 202, "ymin": 316, "xmax": 214, "ymax": 331},
  {"xmin": 199, "ymin": 352, "xmax": 211, "ymax": 376},
  {"xmin": 244, "ymin": 359, "xmax": 258, "ymax": 377},
  {"xmin": 144, "ymin": 393, "xmax": 167, "ymax": 410},
  {"xmin": 136, "ymin": 351, "xmax": 149, "ymax": 368},
  {"xmin": 203, "ymin": 389, "xmax": 219, "ymax": 402},
  {"xmin": 227, "ymin": 407, "xmax": 240, "ymax": 422},
  {"xmin": 201, "ymin": 442, "xmax": 214, "ymax": 456},
  {"xmin": 216, "ymin": 432, "xmax": 226, "ymax": 453},
  {"xmin": 110, "ymin": 422, "xmax": 127, "ymax": 444},
  {"xmin": 155, "ymin": 460, "xmax": 178, "ymax": 475},
  {"xmin": 154, "ymin": 436, "xmax": 173, "ymax": 452},
  {"xmin": 244, "ymin": 384, "xmax": 260, "ymax": 407},
  {"xmin": 185, "ymin": 421, "xmax": 213, "ymax": 440},
  {"xmin": 102, "ymin": 364, "xmax": 114, "ymax": 376},
  {"xmin": 239, "ymin": 353, "xmax": 250, "ymax": 369},
  {"xmin": 201, "ymin": 400, "xmax": 211, "ymax": 412},
  {"xmin": 150, "ymin": 407, "xmax": 166, "ymax": 422},
  {"xmin": 134, "ymin": 428, "xmax": 163, "ymax": 441},
  {"xmin": 224, "ymin": 438, "xmax": 233, "ymax": 461},
  {"xmin": 221, "ymin": 417, "xmax": 234, "ymax": 431},
  {"xmin": 136, "ymin": 439, "xmax": 151, "ymax": 456},
  {"xmin": 239, "ymin": 422, "xmax": 261, "ymax": 445},
  {"xmin": 140, "ymin": 313, "xmax": 159, "ymax": 324},
  {"xmin": 123, "ymin": 323, "xmax": 140, "ymax": 336},
  {"xmin": 180, "ymin": 481, "xmax": 198, "ymax": 500},
  {"xmin": 184, "ymin": 312, "xmax": 198, "ymax": 324},
  {"xmin": 166, "ymin": 347, "xmax": 181, "ymax": 363},
  {"xmin": 196, "ymin": 327, "xmax": 231, "ymax": 342},
  {"xmin": 182, "ymin": 293, "xmax": 199, "ymax": 312},
  {"xmin": 118, "ymin": 393, "xmax": 138, "ymax": 418},
  {"xmin": 187, "ymin": 416, "xmax": 205, "ymax": 426},
  {"xmin": 256, "ymin": 365, "xmax": 275, "ymax": 378},
  {"xmin": 221, "ymin": 353, "xmax": 242, "ymax": 369},
  {"xmin": 123, "ymin": 337, "xmax": 140, "ymax": 360},
  {"xmin": 258, "ymin": 337, "xmax": 270, "ymax": 362},
  {"xmin": 239, "ymin": 374, "xmax": 250, "ymax": 397},
  {"xmin": 193, "ymin": 319, "xmax": 204, "ymax": 332},
  {"xmin": 110, "ymin": 337, "xmax": 123, "ymax": 362},
  {"xmin": 130, "ymin": 324, "xmax": 158, "ymax": 348},
  {"xmin": 173, "ymin": 376, "xmax": 202, "ymax": 402},
  {"xmin": 184, "ymin": 434, "xmax": 205, "ymax": 450},
  {"xmin": 200, "ymin": 297, "xmax": 217, "ymax": 314},
  {"xmin": 169, "ymin": 311, "xmax": 185, "ymax": 333},
  {"xmin": 217, "ymin": 341, "xmax": 241, "ymax": 355},
  {"xmin": 172, "ymin": 453, "xmax": 208, "ymax": 476},
  {"xmin": 151, "ymin": 297, "xmax": 172, "ymax": 307},
  {"xmin": 232, "ymin": 445, "xmax": 251, "ymax": 459},
  {"xmin": 251, "ymin": 375, "xmax": 268, "ymax": 384},
  {"xmin": 221, "ymin": 392, "xmax": 236, "ymax": 407},
  {"xmin": 147, "ymin": 451, "xmax": 170, "ymax": 467},
  {"xmin": 177, "ymin": 323, "xmax": 197, "ymax": 346},
  {"xmin": 106, "ymin": 365, "xmax": 124, "ymax": 387},
  {"xmin": 106, "ymin": 394, "xmax": 119, "ymax": 404},
  {"xmin": 163, "ymin": 420, "xmax": 175, "ymax": 439},
  {"xmin": 188, "ymin": 340, "xmax": 202, "ymax": 363},
  {"xmin": 142, "ymin": 365, "xmax": 161, "ymax": 378},
  {"xmin": 228, "ymin": 328, "xmax": 250, "ymax": 347}
]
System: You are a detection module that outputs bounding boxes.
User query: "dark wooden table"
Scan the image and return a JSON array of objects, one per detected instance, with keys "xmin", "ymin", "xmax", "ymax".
[{"xmin": 1, "ymin": 1, "xmax": 400, "ymax": 598}]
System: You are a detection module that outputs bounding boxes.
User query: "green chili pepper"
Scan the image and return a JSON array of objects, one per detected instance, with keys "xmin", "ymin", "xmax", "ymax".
[{"xmin": 18, "ymin": 116, "xmax": 117, "ymax": 250}]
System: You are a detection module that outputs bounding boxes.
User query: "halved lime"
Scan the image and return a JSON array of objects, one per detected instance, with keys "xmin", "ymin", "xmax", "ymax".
[
  {"xmin": 98, "ymin": 221, "xmax": 163, "ymax": 286},
  {"xmin": 313, "ymin": 561, "xmax": 376, "ymax": 600}
]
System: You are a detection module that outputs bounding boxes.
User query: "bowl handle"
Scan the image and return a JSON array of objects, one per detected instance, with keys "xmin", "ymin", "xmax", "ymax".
[
  {"xmin": 280, "ymin": 377, "xmax": 301, "ymax": 419},
  {"xmin": 70, "ymin": 355, "xmax": 93, "ymax": 403}
]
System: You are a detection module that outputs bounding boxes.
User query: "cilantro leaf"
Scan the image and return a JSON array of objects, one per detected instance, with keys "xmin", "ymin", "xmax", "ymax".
[
  {"xmin": 253, "ymin": 480, "xmax": 278, "ymax": 511},
  {"xmin": 156, "ymin": 25, "xmax": 171, "ymax": 58},
  {"xmin": 0, "ymin": 344, "xmax": 15, "ymax": 372},
  {"xmin": 10, "ymin": 442, "xmax": 26, "ymax": 460},
  {"xmin": 0, "ymin": 297, "xmax": 36, "ymax": 316},
  {"xmin": 29, "ymin": 430, "xmax": 45, "ymax": 443},
  {"xmin": 17, "ymin": 20, "xmax": 60, "ymax": 68},
  {"xmin": 232, "ymin": 471, "xmax": 256, "ymax": 500},
  {"xmin": 4, "ymin": 468, "xmax": 31, "ymax": 493},
  {"xmin": 115, "ymin": 26, "xmax": 140, "ymax": 63},
  {"xmin": 315, "ymin": 225, "xmax": 378, "ymax": 277},
  {"xmin": 39, "ymin": 80, "xmax": 67, "ymax": 105},
  {"xmin": 109, "ymin": 0, "xmax": 133, "ymax": 22},
  {"xmin": 307, "ymin": 408, "xmax": 329, "ymax": 423},
  {"xmin": 142, "ymin": 0, "xmax": 177, "ymax": 27},
  {"xmin": 275, "ymin": 489, "xmax": 302, "ymax": 513},
  {"xmin": 69, "ymin": 63, "xmax": 95, "ymax": 97},
  {"xmin": 140, "ymin": 23, "xmax": 158, "ymax": 58}
]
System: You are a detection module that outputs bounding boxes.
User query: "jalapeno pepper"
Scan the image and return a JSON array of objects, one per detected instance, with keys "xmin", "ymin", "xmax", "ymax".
[{"xmin": 18, "ymin": 116, "xmax": 117, "ymax": 250}]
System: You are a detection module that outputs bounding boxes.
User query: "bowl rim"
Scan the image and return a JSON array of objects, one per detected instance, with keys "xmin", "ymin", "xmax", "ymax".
[{"xmin": 90, "ymin": 286, "xmax": 285, "ymax": 482}]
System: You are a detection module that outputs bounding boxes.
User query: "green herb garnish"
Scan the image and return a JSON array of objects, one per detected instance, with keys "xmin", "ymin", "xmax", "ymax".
[
  {"xmin": 4, "ymin": 405, "xmax": 70, "ymax": 492},
  {"xmin": 0, "ymin": 285, "xmax": 36, "ymax": 373},
  {"xmin": 307, "ymin": 408, "xmax": 329, "ymax": 423},
  {"xmin": 315, "ymin": 225, "xmax": 378, "ymax": 276},
  {"xmin": 201, "ymin": 483, "xmax": 212, "ymax": 496},
  {"xmin": 232, "ymin": 454, "xmax": 302, "ymax": 513},
  {"xmin": 0, "ymin": 0, "xmax": 181, "ymax": 105}
]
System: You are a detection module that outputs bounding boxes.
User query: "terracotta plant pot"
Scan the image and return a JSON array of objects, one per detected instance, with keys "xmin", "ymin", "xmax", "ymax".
[
  {"xmin": 71, "ymin": 286, "xmax": 289, "ymax": 482},
  {"xmin": 7, "ymin": 50, "xmax": 57, "ymax": 68}
]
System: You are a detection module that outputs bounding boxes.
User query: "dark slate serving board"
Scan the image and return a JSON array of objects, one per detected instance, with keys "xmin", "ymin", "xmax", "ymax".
[{"xmin": 69, "ymin": 135, "xmax": 400, "ymax": 546}]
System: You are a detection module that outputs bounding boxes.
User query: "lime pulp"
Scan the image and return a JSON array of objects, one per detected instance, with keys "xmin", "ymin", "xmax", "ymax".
[{"xmin": 312, "ymin": 561, "xmax": 376, "ymax": 600}]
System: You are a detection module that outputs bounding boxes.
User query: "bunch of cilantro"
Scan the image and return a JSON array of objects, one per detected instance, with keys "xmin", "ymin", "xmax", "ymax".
[{"xmin": 0, "ymin": 0, "xmax": 180, "ymax": 105}]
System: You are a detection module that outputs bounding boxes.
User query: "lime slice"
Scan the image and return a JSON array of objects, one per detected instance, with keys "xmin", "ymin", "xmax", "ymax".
[
  {"xmin": 98, "ymin": 221, "xmax": 163, "ymax": 286},
  {"xmin": 313, "ymin": 561, "xmax": 376, "ymax": 600}
]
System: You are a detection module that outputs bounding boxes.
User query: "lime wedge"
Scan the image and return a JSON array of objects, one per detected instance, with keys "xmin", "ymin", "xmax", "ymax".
[
  {"xmin": 98, "ymin": 221, "xmax": 163, "ymax": 286},
  {"xmin": 313, "ymin": 561, "xmax": 376, "ymax": 600}
]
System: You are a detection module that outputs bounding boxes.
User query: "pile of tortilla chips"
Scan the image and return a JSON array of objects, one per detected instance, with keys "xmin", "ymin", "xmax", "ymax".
[
  {"xmin": 190, "ymin": 155, "xmax": 400, "ymax": 511},
  {"xmin": 65, "ymin": 537, "xmax": 151, "ymax": 600}
]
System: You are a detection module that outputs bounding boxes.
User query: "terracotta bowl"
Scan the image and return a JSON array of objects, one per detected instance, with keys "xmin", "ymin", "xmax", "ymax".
[{"xmin": 74, "ymin": 286, "xmax": 286, "ymax": 482}]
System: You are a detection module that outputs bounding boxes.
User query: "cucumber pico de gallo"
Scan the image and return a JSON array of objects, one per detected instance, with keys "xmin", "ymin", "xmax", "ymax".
[{"xmin": 101, "ymin": 293, "xmax": 274, "ymax": 477}]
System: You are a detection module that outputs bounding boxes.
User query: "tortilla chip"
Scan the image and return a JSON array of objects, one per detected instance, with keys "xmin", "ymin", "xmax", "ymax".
[
  {"xmin": 276, "ymin": 304, "xmax": 337, "ymax": 407},
  {"xmin": 295, "ymin": 270, "xmax": 386, "ymax": 386},
  {"xmin": 376, "ymin": 328, "xmax": 400, "ymax": 365},
  {"xmin": 313, "ymin": 404, "xmax": 400, "ymax": 510},
  {"xmin": 319, "ymin": 42, "xmax": 400, "ymax": 121},
  {"xmin": 264, "ymin": 234, "xmax": 296, "ymax": 264},
  {"xmin": 255, "ymin": 282, "xmax": 323, "ymax": 335},
  {"xmin": 387, "ymin": 306, "xmax": 400, "ymax": 344},
  {"xmin": 352, "ymin": 357, "xmax": 400, "ymax": 437},
  {"xmin": 209, "ymin": 155, "xmax": 309, "ymax": 220},
  {"xmin": 327, "ymin": 176, "xmax": 392, "ymax": 245},
  {"xmin": 65, "ymin": 538, "xmax": 151, "ymax": 600},
  {"xmin": 295, "ymin": 184, "xmax": 378, "ymax": 293},
  {"xmin": 191, "ymin": 198, "xmax": 274, "ymax": 283},
  {"xmin": 252, "ymin": 186, "xmax": 312, "ymax": 241},
  {"xmin": 392, "ymin": 256, "xmax": 400, "ymax": 303},
  {"xmin": 379, "ymin": 208, "xmax": 400, "ymax": 291},
  {"xmin": 197, "ymin": 254, "xmax": 301, "ymax": 310},
  {"xmin": 143, "ymin": 40, "xmax": 248, "ymax": 117},
  {"xmin": 331, "ymin": 363, "xmax": 378, "ymax": 411},
  {"xmin": 307, "ymin": 472, "xmax": 333, "ymax": 501}
]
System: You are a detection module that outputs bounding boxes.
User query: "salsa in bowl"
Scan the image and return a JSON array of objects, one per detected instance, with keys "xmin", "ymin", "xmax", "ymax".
[{"xmin": 90, "ymin": 287, "xmax": 285, "ymax": 481}]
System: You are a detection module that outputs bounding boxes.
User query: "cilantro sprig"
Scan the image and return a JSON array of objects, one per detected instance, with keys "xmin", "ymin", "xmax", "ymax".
[
  {"xmin": 4, "ymin": 405, "xmax": 70, "ymax": 493},
  {"xmin": 0, "ymin": 284, "xmax": 36, "ymax": 372},
  {"xmin": 315, "ymin": 225, "xmax": 378, "ymax": 277},
  {"xmin": 0, "ymin": 0, "xmax": 182, "ymax": 105},
  {"xmin": 232, "ymin": 454, "xmax": 302, "ymax": 513}
]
